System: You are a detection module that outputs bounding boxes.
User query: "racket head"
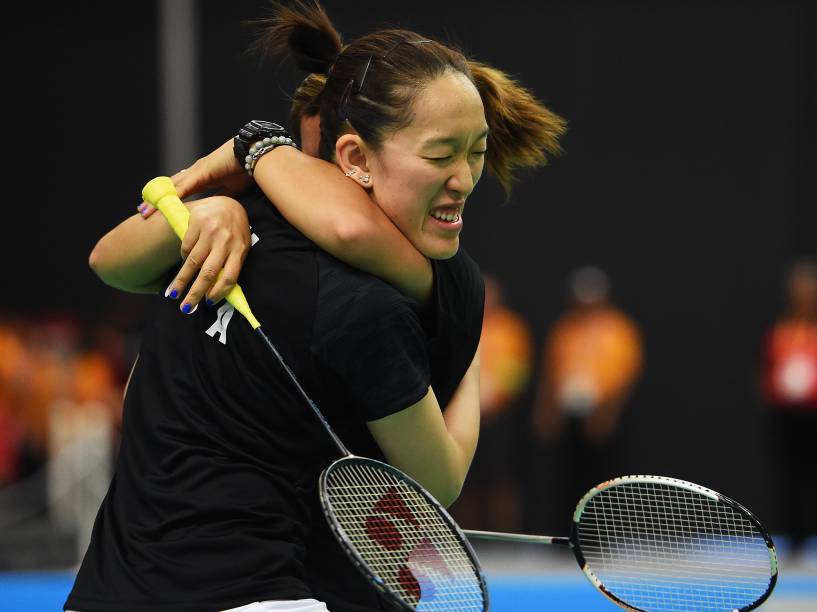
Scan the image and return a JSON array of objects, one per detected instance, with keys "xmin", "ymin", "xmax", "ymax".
[
  {"xmin": 319, "ymin": 456, "xmax": 488, "ymax": 611},
  {"xmin": 567, "ymin": 475, "xmax": 778, "ymax": 611}
]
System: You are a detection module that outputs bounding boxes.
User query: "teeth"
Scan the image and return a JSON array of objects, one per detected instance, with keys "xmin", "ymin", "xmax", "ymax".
[{"xmin": 431, "ymin": 211, "xmax": 460, "ymax": 222}]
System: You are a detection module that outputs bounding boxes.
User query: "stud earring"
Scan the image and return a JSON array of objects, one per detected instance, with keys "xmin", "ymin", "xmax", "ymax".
[
  {"xmin": 344, "ymin": 169, "xmax": 357, "ymax": 177},
  {"xmin": 361, "ymin": 174, "xmax": 371, "ymax": 184}
]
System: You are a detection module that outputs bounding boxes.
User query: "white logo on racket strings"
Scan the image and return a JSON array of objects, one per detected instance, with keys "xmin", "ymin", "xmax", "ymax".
[
  {"xmin": 206, "ymin": 303, "xmax": 235, "ymax": 345},
  {"xmin": 204, "ymin": 231, "xmax": 259, "ymax": 345}
]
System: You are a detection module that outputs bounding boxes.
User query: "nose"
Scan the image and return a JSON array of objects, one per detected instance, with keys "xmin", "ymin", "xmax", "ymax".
[{"xmin": 446, "ymin": 158, "xmax": 476, "ymax": 198}]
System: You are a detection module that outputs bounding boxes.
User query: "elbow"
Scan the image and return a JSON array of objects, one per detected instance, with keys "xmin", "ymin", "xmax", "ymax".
[
  {"xmin": 429, "ymin": 459, "xmax": 469, "ymax": 508},
  {"xmin": 436, "ymin": 475, "xmax": 466, "ymax": 508},
  {"xmin": 332, "ymin": 211, "xmax": 379, "ymax": 253},
  {"xmin": 88, "ymin": 240, "xmax": 106, "ymax": 278},
  {"xmin": 402, "ymin": 457, "xmax": 467, "ymax": 508},
  {"xmin": 88, "ymin": 238, "xmax": 119, "ymax": 288}
]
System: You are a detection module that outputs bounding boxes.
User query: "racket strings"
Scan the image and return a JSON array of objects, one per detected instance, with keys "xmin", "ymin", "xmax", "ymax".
[
  {"xmin": 324, "ymin": 460, "xmax": 484, "ymax": 610},
  {"xmin": 576, "ymin": 482, "xmax": 774, "ymax": 611}
]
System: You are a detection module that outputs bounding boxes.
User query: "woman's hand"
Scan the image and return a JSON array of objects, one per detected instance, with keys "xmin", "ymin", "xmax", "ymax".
[
  {"xmin": 139, "ymin": 139, "xmax": 250, "ymax": 219},
  {"xmin": 164, "ymin": 195, "xmax": 251, "ymax": 312}
]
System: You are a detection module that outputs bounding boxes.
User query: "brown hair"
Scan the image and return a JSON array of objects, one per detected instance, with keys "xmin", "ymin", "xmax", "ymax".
[
  {"xmin": 289, "ymin": 72, "xmax": 325, "ymax": 135},
  {"xmin": 255, "ymin": 1, "xmax": 566, "ymax": 194}
]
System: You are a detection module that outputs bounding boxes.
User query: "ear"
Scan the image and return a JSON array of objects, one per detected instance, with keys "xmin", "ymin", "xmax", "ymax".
[{"xmin": 336, "ymin": 134, "xmax": 374, "ymax": 190}]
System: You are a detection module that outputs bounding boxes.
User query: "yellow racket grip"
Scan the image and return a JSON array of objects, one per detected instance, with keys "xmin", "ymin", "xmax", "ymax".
[{"xmin": 141, "ymin": 177, "xmax": 261, "ymax": 330}]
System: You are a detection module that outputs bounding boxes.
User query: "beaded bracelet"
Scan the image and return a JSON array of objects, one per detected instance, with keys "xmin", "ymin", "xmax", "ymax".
[{"xmin": 244, "ymin": 136, "xmax": 299, "ymax": 176}]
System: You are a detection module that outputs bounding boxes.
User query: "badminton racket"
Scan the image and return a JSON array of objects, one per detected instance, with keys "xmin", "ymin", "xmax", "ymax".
[
  {"xmin": 142, "ymin": 176, "xmax": 489, "ymax": 611},
  {"xmin": 464, "ymin": 475, "xmax": 778, "ymax": 611}
]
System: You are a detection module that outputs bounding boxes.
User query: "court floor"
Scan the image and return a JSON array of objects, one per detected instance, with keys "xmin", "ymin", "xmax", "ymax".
[{"xmin": 2, "ymin": 545, "xmax": 815, "ymax": 611}]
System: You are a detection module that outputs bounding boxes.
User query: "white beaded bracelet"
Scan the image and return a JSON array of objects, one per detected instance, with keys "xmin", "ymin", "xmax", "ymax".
[{"xmin": 244, "ymin": 136, "xmax": 299, "ymax": 176}]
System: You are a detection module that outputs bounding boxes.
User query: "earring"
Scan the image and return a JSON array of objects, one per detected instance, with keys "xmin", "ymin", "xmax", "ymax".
[
  {"xmin": 344, "ymin": 169, "xmax": 357, "ymax": 177},
  {"xmin": 361, "ymin": 174, "xmax": 371, "ymax": 184}
]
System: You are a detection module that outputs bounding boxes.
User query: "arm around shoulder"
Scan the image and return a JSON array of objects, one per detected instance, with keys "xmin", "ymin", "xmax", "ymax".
[
  {"xmin": 254, "ymin": 146, "xmax": 433, "ymax": 301},
  {"xmin": 89, "ymin": 211, "xmax": 180, "ymax": 294},
  {"xmin": 89, "ymin": 195, "xmax": 250, "ymax": 297}
]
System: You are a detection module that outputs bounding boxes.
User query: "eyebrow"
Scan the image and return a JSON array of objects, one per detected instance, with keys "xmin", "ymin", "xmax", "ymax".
[{"xmin": 423, "ymin": 129, "xmax": 489, "ymax": 147}]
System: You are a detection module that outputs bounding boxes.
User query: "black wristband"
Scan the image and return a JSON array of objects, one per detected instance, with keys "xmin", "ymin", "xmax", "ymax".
[{"xmin": 233, "ymin": 120, "xmax": 291, "ymax": 166}]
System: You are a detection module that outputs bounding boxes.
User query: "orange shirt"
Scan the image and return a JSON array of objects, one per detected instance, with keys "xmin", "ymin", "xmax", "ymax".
[
  {"xmin": 480, "ymin": 307, "xmax": 534, "ymax": 418},
  {"xmin": 762, "ymin": 320, "xmax": 817, "ymax": 410},
  {"xmin": 545, "ymin": 307, "xmax": 643, "ymax": 411}
]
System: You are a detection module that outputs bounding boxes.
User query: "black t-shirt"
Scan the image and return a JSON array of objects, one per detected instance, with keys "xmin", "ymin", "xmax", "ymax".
[
  {"xmin": 65, "ymin": 187, "xmax": 484, "ymax": 612},
  {"xmin": 302, "ymin": 249, "xmax": 484, "ymax": 612}
]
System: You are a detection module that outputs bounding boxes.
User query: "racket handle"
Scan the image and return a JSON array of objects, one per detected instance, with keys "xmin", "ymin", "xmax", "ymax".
[{"xmin": 141, "ymin": 176, "xmax": 261, "ymax": 330}]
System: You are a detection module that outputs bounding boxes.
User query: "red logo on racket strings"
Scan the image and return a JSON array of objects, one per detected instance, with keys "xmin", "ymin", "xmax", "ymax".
[{"xmin": 364, "ymin": 486, "xmax": 454, "ymax": 603}]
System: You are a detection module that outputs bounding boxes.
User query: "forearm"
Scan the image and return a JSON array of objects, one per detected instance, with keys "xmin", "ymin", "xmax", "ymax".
[
  {"xmin": 370, "ymin": 351, "xmax": 480, "ymax": 507},
  {"xmin": 254, "ymin": 146, "xmax": 433, "ymax": 301},
  {"xmin": 89, "ymin": 211, "xmax": 181, "ymax": 293},
  {"xmin": 441, "ymin": 348, "xmax": 481, "ymax": 487},
  {"xmin": 369, "ymin": 398, "xmax": 468, "ymax": 507}
]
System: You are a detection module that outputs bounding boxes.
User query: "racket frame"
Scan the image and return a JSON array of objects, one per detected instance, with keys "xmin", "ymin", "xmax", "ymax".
[
  {"xmin": 319, "ymin": 455, "xmax": 490, "ymax": 611},
  {"xmin": 568, "ymin": 474, "xmax": 779, "ymax": 612}
]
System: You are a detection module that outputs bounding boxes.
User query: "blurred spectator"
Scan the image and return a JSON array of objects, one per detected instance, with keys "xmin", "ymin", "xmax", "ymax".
[
  {"xmin": 0, "ymin": 319, "xmax": 26, "ymax": 485},
  {"xmin": 0, "ymin": 312, "xmax": 133, "ymax": 571},
  {"xmin": 759, "ymin": 258, "xmax": 817, "ymax": 558},
  {"xmin": 453, "ymin": 275, "xmax": 534, "ymax": 531},
  {"xmin": 532, "ymin": 266, "xmax": 643, "ymax": 514}
]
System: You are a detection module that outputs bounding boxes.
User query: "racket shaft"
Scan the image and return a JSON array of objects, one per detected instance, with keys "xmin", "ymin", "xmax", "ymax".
[{"xmin": 463, "ymin": 530, "xmax": 568, "ymax": 546}]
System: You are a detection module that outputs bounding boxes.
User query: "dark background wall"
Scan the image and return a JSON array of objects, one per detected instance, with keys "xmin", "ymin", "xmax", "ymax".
[{"xmin": 2, "ymin": 0, "xmax": 814, "ymax": 531}]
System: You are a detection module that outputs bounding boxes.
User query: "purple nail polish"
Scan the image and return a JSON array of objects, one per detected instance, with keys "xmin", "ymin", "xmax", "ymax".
[
  {"xmin": 169, "ymin": 289, "xmax": 178, "ymax": 299},
  {"xmin": 182, "ymin": 303, "xmax": 198, "ymax": 314},
  {"xmin": 206, "ymin": 298, "xmax": 214, "ymax": 306},
  {"xmin": 138, "ymin": 203, "xmax": 146, "ymax": 212}
]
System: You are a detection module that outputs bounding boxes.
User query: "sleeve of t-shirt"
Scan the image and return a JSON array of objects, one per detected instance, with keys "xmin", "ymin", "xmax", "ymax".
[{"xmin": 314, "ymin": 285, "xmax": 431, "ymax": 423}]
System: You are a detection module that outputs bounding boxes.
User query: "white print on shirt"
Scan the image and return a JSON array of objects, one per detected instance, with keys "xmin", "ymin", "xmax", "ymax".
[
  {"xmin": 206, "ymin": 302, "xmax": 235, "ymax": 345},
  {"xmin": 204, "ymin": 231, "xmax": 259, "ymax": 345}
]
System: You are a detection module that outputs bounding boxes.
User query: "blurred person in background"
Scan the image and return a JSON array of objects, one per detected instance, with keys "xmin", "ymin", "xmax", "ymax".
[
  {"xmin": 0, "ymin": 314, "xmax": 124, "ymax": 541},
  {"xmin": 532, "ymin": 266, "xmax": 643, "ymax": 516},
  {"xmin": 0, "ymin": 318, "xmax": 27, "ymax": 486},
  {"xmin": 453, "ymin": 274, "xmax": 534, "ymax": 531},
  {"xmin": 760, "ymin": 257, "xmax": 817, "ymax": 560}
]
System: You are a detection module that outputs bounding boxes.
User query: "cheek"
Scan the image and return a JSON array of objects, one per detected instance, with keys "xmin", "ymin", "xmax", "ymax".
[
  {"xmin": 383, "ymin": 167, "xmax": 444, "ymax": 220},
  {"xmin": 472, "ymin": 158, "xmax": 485, "ymax": 184}
]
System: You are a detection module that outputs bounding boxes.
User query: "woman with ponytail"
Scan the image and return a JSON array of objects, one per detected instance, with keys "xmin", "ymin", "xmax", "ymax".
[{"xmin": 67, "ymin": 2, "xmax": 565, "ymax": 611}]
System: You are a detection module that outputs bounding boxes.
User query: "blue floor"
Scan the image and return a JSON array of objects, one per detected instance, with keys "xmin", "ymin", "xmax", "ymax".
[{"xmin": 1, "ymin": 571, "xmax": 816, "ymax": 611}]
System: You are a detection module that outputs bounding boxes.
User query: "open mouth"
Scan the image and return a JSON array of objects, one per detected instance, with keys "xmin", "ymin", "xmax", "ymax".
[
  {"xmin": 429, "ymin": 204, "xmax": 463, "ymax": 225},
  {"xmin": 430, "ymin": 210, "xmax": 461, "ymax": 223}
]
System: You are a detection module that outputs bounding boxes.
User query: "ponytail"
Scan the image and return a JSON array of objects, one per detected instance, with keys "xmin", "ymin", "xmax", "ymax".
[
  {"xmin": 251, "ymin": 0, "xmax": 342, "ymax": 75},
  {"xmin": 469, "ymin": 61, "xmax": 567, "ymax": 196}
]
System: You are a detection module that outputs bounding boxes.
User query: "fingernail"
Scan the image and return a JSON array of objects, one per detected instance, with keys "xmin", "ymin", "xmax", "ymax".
[
  {"xmin": 205, "ymin": 298, "xmax": 215, "ymax": 306},
  {"xmin": 181, "ymin": 302, "xmax": 198, "ymax": 314},
  {"xmin": 137, "ymin": 202, "xmax": 146, "ymax": 212},
  {"xmin": 165, "ymin": 285, "xmax": 178, "ymax": 299}
]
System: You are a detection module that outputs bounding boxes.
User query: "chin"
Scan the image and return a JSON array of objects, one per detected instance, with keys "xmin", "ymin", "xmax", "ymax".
[{"xmin": 423, "ymin": 237, "xmax": 460, "ymax": 260}]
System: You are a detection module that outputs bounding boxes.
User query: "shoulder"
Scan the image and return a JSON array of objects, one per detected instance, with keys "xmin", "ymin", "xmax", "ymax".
[
  {"xmin": 434, "ymin": 248, "xmax": 483, "ymax": 293},
  {"xmin": 311, "ymin": 253, "xmax": 431, "ymax": 421},
  {"xmin": 605, "ymin": 309, "xmax": 641, "ymax": 338},
  {"xmin": 316, "ymin": 251, "xmax": 421, "ymax": 331},
  {"xmin": 237, "ymin": 186, "xmax": 315, "ymax": 252},
  {"xmin": 429, "ymin": 248, "xmax": 485, "ymax": 327}
]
